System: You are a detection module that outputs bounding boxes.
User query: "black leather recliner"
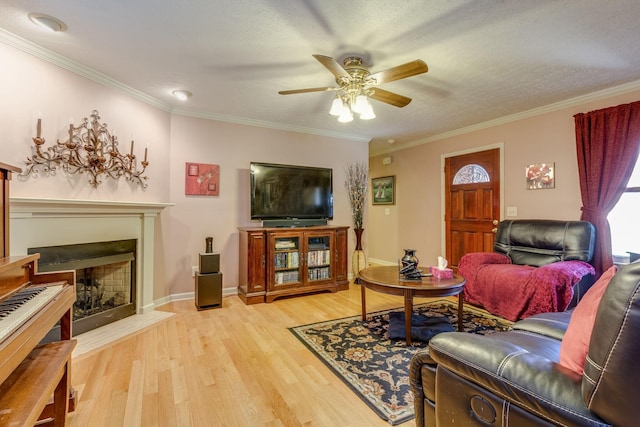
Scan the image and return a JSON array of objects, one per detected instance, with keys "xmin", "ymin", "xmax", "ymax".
[
  {"xmin": 459, "ymin": 220, "xmax": 596, "ymax": 321},
  {"xmin": 409, "ymin": 261, "xmax": 640, "ymax": 426},
  {"xmin": 494, "ymin": 219, "xmax": 596, "ymax": 307}
]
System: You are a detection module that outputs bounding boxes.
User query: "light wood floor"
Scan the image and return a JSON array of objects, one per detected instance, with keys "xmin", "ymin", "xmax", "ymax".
[{"xmin": 67, "ymin": 283, "xmax": 437, "ymax": 427}]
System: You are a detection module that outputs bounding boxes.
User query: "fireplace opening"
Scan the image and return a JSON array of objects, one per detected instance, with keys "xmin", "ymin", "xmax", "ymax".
[{"xmin": 28, "ymin": 239, "xmax": 136, "ymax": 338}]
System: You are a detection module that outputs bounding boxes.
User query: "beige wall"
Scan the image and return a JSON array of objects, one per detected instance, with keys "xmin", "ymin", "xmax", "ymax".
[
  {"xmin": 167, "ymin": 115, "xmax": 367, "ymax": 297},
  {"xmin": 0, "ymin": 42, "xmax": 172, "ymax": 202},
  {"xmin": 368, "ymin": 89, "xmax": 640, "ymax": 267},
  {"xmin": 1, "ymin": 39, "xmax": 369, "ymax": 303}
]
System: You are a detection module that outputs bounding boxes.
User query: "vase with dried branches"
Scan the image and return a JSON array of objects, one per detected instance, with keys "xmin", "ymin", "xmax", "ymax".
[{"xmin": 344, "ymin": 162, "xmax": 368, "ymax": 281}]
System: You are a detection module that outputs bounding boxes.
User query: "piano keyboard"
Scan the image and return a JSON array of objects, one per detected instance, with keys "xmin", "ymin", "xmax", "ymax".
[{"xmin": 0, "ymin": 285, "xmax": 65, "ymax": 342}]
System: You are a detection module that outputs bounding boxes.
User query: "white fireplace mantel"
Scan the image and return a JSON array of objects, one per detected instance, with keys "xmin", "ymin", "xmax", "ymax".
[
  {"xmin": 10, "ymin": 197, "xmax": 172, "ymax": 216},
  {"xmin": 10, "ymin": 197, "xmax": 174, "ymax": 314}
]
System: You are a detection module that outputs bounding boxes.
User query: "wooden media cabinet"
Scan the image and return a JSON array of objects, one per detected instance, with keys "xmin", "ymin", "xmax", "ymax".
[{"xmin": 238, "ymin": 226, "xmax": 349, "ymax": 304}]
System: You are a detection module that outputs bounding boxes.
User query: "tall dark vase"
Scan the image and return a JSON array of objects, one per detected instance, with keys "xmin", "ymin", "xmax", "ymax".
[{"xmin": 352, "ymin": 228, "xmax": 367, "ymax": 283}]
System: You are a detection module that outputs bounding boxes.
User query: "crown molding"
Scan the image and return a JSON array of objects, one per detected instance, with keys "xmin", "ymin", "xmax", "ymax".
[
  {"xmin": 0, "ymin": 28, "xmax": 370, "ymax": 143},
  {"xmin": 0, "ymin": 28, "xmax": 171, "ymax": 112},
  {"xmin": 7, "ymin": 26, "xmax": 637, "ymax": 150},
  {"xmin": 370, "ymin": 79, "xmax": 640, "ymax": 157}
]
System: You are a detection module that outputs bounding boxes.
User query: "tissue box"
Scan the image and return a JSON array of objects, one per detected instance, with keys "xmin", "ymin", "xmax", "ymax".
[{"xmin": 430, "ymin": 266, "xmax": 453, "ymax": 279}]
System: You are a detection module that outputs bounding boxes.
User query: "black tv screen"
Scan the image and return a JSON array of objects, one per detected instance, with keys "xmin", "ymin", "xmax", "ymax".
[{"xmin": 250, "ymin": 162, "xmax": 333, "ymax": 220}]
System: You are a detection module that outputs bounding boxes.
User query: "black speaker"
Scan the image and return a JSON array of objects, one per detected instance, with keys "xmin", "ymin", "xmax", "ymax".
[
  {"xmin": 199, "ymin": 252, "xmax": 220, "ymax": 274},
  {"xmin": 262, "ymin": 218, "xmax": 328, "ymax": 228},
  {"xmin": 195, "ymin": 272, "xmax": 222, "ymax": 310}
]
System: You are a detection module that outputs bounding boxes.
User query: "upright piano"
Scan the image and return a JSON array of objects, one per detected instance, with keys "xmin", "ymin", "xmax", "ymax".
[{"xmin": 0, "ymin": 163, "xmax": 76, "ymax": 426}]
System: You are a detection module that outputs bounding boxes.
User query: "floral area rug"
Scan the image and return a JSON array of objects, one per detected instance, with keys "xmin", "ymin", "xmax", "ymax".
[{"xmin": 289, "ymin": 299, "xmax": 513, "ymax": 425}]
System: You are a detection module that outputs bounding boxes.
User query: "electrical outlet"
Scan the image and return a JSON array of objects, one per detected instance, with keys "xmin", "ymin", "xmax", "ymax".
[
  {"xmin": 191, "ymin": 266, "xmax": 198, "ymax": 277},
  {"xmin": 506, "ymin": 206, "xmax": 518, "ymax": 217}
]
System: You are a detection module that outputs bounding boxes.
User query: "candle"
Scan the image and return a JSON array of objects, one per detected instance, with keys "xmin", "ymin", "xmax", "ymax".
[
  {"xmin": 130, "ymin": 140, "xmax": 134, "ymax": 156},
  {"xmin": 68, "ymin": 123, "xmax": 73, "ymax": 141},
  {"xmin": 144, "ymin": 147, "xmax": 148, "ymax": 162},
  {"xmin": 36, "ymin": 118, "xmax": 41, "ymax": 138}
]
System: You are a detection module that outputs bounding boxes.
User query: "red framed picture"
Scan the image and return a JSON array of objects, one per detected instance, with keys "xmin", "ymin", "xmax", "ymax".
[{"xmin": 185, "ymin": 162, "xmax": 220, "ymax": 196}]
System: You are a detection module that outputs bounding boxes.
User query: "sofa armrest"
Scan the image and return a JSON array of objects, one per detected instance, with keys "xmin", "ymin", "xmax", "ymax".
[
  {"xmin": 511, "ymin": 311, "xmax": 572, "ymax": 340},
  {"xmin": 459, "ymin": 252, "xmax": 511, "ymax": 268},
  {"xmin": 428, "ymin": 331, "xmax": 604, "ymax": 426},
  {"xmin": 409, "ymin": 349, "xmax": 437, "ymax": 427}
]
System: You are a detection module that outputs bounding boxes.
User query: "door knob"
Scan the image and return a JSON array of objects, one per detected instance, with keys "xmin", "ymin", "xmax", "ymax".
[
  {"xmin": 492, "ymin": 220, "xmax": 499, "ymax": 225},
  {"xmin": 492, "ymin": 228, "xmax": 498, "ymax": 233}
]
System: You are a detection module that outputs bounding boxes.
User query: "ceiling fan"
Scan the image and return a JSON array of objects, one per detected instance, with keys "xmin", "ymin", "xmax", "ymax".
[{"xmin": 279, "ymin": 54, "xmax": 428, "ymax": 122}]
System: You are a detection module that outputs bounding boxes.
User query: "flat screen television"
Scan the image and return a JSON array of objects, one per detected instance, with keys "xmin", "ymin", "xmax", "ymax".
[{"xmin": 250, "ymin": 162, "xmax": 333, "ymax": 220}]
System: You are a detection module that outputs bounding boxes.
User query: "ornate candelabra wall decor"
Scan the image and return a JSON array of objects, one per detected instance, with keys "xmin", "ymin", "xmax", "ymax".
[{"xmin": 23, "ymin": 110, "xmax": 149, "ymax": 188}]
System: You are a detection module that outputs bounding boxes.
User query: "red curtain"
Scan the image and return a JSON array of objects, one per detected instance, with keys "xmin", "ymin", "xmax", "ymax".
[{"xmin": 574, "ymin": 101, "xmax": 640, "ymax": 275}]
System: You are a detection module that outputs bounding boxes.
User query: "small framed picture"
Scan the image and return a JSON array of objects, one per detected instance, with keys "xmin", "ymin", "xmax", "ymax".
[
  {"xmin": 372, "ymin": 175, "xmax": 395, "ymax": 205},
  {"xmin": 185, "ymin": 162, "xmax": 220, "ymax": 196},
  {"xmin": 526, "ymin": 163, "xmax": 555, "ymax": 190}
]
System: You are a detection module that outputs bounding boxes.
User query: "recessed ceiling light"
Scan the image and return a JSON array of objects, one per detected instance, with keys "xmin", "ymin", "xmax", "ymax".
[
  {"xmin": 28, "ymin": 13, "xmax": 67, "ymax": 32},
  {"xmin": 172, "ymin": 90, "xmax": 193, "ymax": 101}
]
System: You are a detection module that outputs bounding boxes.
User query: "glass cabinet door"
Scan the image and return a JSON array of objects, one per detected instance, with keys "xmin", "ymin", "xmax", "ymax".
[
  {"xmin": 306, "ymin": 233, "xmax": 332, "ymax": 282},
  {"xmin": 273, "ymin": 235, "xmax": 301, "ymax": 286}
]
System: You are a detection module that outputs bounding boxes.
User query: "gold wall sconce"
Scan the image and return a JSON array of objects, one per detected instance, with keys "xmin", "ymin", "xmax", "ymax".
[{"xmin": 23, "ymin": 110, "xmax": 149, "ymax": 188}]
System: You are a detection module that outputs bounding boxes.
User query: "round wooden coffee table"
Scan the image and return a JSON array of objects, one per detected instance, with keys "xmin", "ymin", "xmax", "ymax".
[{"xmin": 358, "ymin": 265, "xmax": 466, "ymax": 345}]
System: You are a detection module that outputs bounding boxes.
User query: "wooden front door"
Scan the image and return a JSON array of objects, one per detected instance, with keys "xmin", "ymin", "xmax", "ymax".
[{"xmin": 445, "ymin": 148, "xmax": 501, "ymax": 269}]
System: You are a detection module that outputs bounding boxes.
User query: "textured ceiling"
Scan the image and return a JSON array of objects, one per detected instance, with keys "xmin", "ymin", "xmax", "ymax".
[{"xmin": 1, "ymin": 1, "xmax": 640, "ymax": 155}]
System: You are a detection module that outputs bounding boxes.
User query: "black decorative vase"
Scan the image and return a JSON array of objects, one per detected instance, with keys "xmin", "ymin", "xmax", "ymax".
[
  {"xmin": 401, "ymin": 249, "xmax": 419, "ymax": 268},
  {"xmin": 205, "ymin": 237, "xmax": 214, "ymax": 253}
]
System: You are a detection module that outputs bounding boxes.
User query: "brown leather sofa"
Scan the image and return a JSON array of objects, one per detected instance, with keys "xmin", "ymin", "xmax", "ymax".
[{"xmin": 410, "ymin": 260, "xmax": 640, "ymax": 426}]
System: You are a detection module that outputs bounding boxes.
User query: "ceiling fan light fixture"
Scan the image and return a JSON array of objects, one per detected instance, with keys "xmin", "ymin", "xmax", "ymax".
[
  {"xmin": 338, "ymin": 109, "xmax": 353, "ymax": 123},
  {"xmin": 280, "ymin": 53, "xmax": 427, "ymax": 123},
  {"xmin": 172, "ymin": 90, "xmax": 192, "ymax": 101},
  {"xmin": 28, "ymin": 13, "xmax": 67, "ymax": 32},
  {"xmin": 329, "ymin": 97, "xmax": 344, "ymax": 116},
  {"xmin": 353, "ymin": 95, "xmax": 369, "ymax": 114},
  {"xmin": 359, "ymin": 104, "xmax": 376, "ymax": 120}
]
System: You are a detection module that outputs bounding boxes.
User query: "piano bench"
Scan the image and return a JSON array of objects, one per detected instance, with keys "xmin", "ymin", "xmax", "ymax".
[{"xmin": 0, "ymin": 339, "xmax": 76, "ymax": 427}]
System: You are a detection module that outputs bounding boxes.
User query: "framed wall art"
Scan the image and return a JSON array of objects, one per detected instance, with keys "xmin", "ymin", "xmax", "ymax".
[
  {"xmin": 526, "ymin": 162, "xmax": 555, "ymax": 190},
  {"xmin": 372, "ymin": 175, "xmax": 395, "ymax": 205},
  {"xmin": 185, "ymin": 162, "xmax": 220, "ymax": 196}
]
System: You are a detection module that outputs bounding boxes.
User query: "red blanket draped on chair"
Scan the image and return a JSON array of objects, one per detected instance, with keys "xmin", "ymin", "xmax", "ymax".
[{"xmin": 459, "ymin": 253, "xmax": 595, "ymax": 321}]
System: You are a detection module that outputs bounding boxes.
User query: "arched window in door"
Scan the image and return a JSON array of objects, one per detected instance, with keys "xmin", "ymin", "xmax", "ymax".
[{"xmin": 452, "ymin": 164, "xmax": 490, "ymax": 184}]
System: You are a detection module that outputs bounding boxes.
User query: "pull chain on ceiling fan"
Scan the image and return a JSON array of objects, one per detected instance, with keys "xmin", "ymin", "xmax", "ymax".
[{"xmin": 279, "ymin": 54, "xmax": 428, "ymax": 123}]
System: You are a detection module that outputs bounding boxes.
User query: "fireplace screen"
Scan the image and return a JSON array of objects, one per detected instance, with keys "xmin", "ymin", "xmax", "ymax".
[{"xmin": 28, "ymin": 239, "xmax": 136, "ymax": 336}]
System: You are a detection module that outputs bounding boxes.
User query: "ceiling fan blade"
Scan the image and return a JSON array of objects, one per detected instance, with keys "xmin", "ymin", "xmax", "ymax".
[
  {"xmin": 369, "ymin": 59, "xmax": 428, "ymax": 84},
  {"xmin": 369, "ymin": 88, "xmax": 412, "ymax": 108},
  {"xmin": 312, "ymin": 54, "xmax": 350, "ymax": 80},
  {"xmin": 279, "ymin": 87, "xmax": 335, "ymax": 95}
]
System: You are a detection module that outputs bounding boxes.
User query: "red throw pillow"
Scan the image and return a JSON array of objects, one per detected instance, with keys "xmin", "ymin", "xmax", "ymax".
[{"xmin": 559, "ymin": 265, "xmax": 617, "ymax": 375}]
